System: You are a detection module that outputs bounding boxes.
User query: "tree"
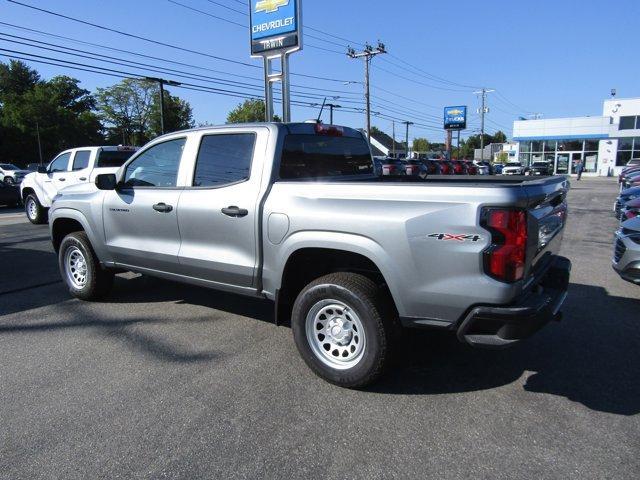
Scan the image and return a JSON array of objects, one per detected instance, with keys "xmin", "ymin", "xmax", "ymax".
[
  {"xmin": 96, "ymin": 78, "xmax": 194, "ymax": 145},
  {"xmin": 226, "ymin": 99, "xmax": 280, "ymax": 123},
  {"xmin": 0, "ymin": 61, "xmax": 103, "ymax": 164},
  {"xmin": 493, "ymin": 131, "xmax": 507, "ymax": 144},
  {"xmin": 412, "ymin": 137, "xmax": 430, "ymax": 152}
]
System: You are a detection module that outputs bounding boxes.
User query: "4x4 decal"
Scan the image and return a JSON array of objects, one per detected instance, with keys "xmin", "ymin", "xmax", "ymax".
[{"xmin": 428, "ymin": 233, "xmax": 483, "ymax": 242}]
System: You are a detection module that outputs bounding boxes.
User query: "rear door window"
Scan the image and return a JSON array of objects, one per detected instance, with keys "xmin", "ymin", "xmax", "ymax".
[
  {"xmin": 72, "ymin": 150, "xmax": 91, "ymax": 171},
  {"xmin": 192, "ymin": 133, "xmax": 256, "ymax": 187},
  {"xmin": 96, "ymin": 150, "xmax": 137, "ymax": 168},
  {"xmin": 280, "ymin": 135, "xmax": 373, "ymax": 179}
]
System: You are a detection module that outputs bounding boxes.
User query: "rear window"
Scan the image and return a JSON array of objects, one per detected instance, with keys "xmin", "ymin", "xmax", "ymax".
[
  {"xmin": 96, "ymin": 150, "xmax": 137, "ymax": 168},
  {"xmin": 280, "ymin": 135, "xmax": 373, "ymax": 180}
]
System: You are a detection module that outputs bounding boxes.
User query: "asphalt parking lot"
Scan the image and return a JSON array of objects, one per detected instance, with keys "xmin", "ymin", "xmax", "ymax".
[{"xmin": 0, "ymin": 178, "xmax": 638, "ymax": 479}]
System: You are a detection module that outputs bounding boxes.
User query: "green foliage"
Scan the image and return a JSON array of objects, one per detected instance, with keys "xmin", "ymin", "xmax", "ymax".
[
  {"xmin": 459, "ymin": 131, "xmax": 508, "ymax": 159},
  {"xmin": 96, "ymin": 78, "xmax": 193, "ymax": 145},
  {"xmin": 412, "ymin": 137, "xmax": 430, "ymax": 152},
  {"xmin": 227, "ymin": 99, "xmax": 280, "ymax": 123},
  {"xmin": 0, "ymin": 61, "xmax": 103, "ymax": 165}
]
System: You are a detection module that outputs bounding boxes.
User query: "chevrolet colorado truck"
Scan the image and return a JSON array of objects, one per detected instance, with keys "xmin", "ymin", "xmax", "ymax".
[
  {"xmin": 21, "ymin": 146, "xmax": 138, "ymax": 224},
  {"xmin": 48, "ymin": 123, "xmax": 571, "ymax": 387}
]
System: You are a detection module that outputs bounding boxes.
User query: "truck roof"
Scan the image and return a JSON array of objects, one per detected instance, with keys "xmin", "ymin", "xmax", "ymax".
[{"xmin": 162, "ymin": 122, "xmax": 366, "ymax": 139}]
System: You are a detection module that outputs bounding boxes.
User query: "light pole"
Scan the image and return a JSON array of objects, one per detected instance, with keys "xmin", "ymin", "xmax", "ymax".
[
  {"xmin": 403, "ymin": 121, "xmax": 414, "ymax": 158},
  {"xmin": 325, "ymin": 103, "xmax": 342, "ymax": 124},
  {"xmin": 473, "ymin": 88, "xmax": 494, "ymax": 162},
  {"xmin": 145, "ymin": 77, "xmax": 182, "ymax": 135}
]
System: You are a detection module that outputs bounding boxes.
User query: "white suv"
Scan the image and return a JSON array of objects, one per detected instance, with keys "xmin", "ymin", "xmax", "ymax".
[{"xmin": 0, "ymin": 163, "xmax": 30, "ymax": 185}]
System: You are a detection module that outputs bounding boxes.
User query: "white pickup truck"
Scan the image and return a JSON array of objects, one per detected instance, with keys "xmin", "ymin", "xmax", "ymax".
[
  {"xmin": 21, "ymin": 146, "xmax": 138, "ymax": 224},
  {"xmin": 0, "ymin": 163, "xmax": 30, "ymax": 185}
]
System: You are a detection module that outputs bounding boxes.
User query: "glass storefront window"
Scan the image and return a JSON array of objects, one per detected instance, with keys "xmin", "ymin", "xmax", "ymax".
[
  {"xmin": 544, "ymin": 153, "xmax": 555, "ymax": 163},
  {"xmin": 558, "ymin": 140, "xmax": 583, "ymax": 151},
  {"xmin": 618, "ymin": 138, "xmax": 633, "ymax": 150},
  {"xmin": 544, "ymin": 141, "xmax": 556, "ymax": 152},
  {"xmin": 584, "ymin": 153, "xmax": 598, "ymax": 173},
  {"xmin": 519, "ymin": 153, "xmax": 531, "ymax": 165},
  {"xmin": 617, "ymin": 151, "xmax": 632, "ymax": 166},
  {"xmin": 584, "ymin": 140, "xmax": 599, "ymax": 151},
  {"xmin": 531, "ymin": 141, "xmax": 542, "ymax": 151},
  {"xmin": 620, "ymin": 116, "xmax": 637, "ymax": 130},
  {"xmin": 519, "ymin": 141, "xmax": 531, "ymax": 153}
]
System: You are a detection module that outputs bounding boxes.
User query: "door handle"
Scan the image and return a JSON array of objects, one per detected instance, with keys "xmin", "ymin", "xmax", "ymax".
[
  {"xmin": 79, "ymin": 177, "xmax": 87, "ymax": 181},
  {"xmin": 221, "ymin": 206, "xmax": 248, "ymax": 217},
  {"xmin": 58, "ymin": 178, "xmax": 66, "ymax": 181},
  {"xmin": 153, "ymin": 203, "xmax": 173, "ymax": 213}
]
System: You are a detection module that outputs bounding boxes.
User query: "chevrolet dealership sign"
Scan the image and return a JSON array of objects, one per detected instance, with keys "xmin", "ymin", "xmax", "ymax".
[
  {"xmin": 444, "ymin": 106, "xmax": 467, "ymax": 130},
  {"xmin": 250, "ymin": 0, "xmax": 302, "ymax": 56}
]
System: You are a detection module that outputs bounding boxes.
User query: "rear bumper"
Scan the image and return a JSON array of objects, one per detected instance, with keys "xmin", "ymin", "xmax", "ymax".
[
  {"xmin": 456, "ymin": 256, "xmax": 571, "ymax": 348},
  {"xmin": 614, "ymin": 261, "xmax": 640, "ymax": 285}
]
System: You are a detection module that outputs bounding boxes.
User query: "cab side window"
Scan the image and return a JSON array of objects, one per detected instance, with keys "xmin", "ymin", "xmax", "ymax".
[
  {"xmin": 72, "ymin": 150, "xmax": 91, "ymax": 171},
  {"xmin": 49, "ymin": 153, "xmax": 71, "ymax": 173},
  {"xmin": 123, "ymin": 138, "xmax": 186, "ymax": 188},
  {"xmin": 192, "ymin": 133, "xmax": 255, "ymax": 187}
]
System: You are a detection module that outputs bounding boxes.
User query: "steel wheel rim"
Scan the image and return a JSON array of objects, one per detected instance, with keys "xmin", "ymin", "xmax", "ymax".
[
  {"xmin": 64, "ymin": 246, "xmax": 88, "ymax": 289},
  {"xmin": 305, "ymin": 299, "xmax": 366, "ymax": 370},
  {"xmin": 27, "ymin": 199, "xmax": 37, "ymax": 219}
]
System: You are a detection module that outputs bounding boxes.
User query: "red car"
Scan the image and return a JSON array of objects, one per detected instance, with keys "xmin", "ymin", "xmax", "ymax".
[
  {"xmin": 464, "ymin": 161, "xmax": 478, "ymax": 175},
  {"xmin": 450, "ymin": 160, "xmax": 468, "ymax": 175}
]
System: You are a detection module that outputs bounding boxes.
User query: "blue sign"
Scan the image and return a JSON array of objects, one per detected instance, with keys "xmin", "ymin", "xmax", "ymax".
[
  {"xmin": 444, "ymin": 105, "xmax": 467, "ymax": 130},
  {"xmin": 250, "ymin": 0, "xmax": 301, "ymax": 55}
]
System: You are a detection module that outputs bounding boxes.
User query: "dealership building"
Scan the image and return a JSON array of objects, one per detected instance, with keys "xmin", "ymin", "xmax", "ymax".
[{"xmin": 512, "ymin": 97, "xmax": 640, "ymax": 176}]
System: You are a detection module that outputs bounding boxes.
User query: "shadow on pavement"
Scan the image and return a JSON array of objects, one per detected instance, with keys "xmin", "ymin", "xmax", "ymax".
[{"xmin": 370, "ymin": 282, "xmax": 640, "ymax": 416}]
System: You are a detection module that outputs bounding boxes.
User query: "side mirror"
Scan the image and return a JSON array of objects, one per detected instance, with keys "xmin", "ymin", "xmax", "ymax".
[
  {"xmin": 37, "ymin": 166, "xmax": 48, "ymax": 174},
  {"xmin": 95, "ymin": 173, "xmax": 117, "ymax": 191}
]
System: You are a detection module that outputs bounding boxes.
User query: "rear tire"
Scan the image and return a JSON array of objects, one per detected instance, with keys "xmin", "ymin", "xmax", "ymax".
[
  {"xmin": 58, "ymin": 231, "xmax": 114, "ymax": 301},
  {"xmin": 25, "ymin": 194, "xmax": 47, "ymax": 224},
  {"xmin": 291, "ymin": 272, "xmax": 397, "ymax": 388}
]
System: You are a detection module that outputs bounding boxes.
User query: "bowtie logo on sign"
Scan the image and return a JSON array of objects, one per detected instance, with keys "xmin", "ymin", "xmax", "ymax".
[{"xmin": 255, "ymin": 0, "xmax": 290, "ymax": 13}]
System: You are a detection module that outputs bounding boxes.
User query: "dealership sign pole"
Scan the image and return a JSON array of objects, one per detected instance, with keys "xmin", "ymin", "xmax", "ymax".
[
  {"xmin": 444, "ymin": 106, "xmax": 468, "ymax": 159},
  {"xmin": 249, "ymin": 0, "xmax": 303, "ymax": 122}
]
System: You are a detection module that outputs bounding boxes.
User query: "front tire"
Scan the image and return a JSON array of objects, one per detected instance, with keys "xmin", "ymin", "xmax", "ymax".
[
  {"xmin": 58, "ymin": 232, "xmax": 114, "ymax": 300},
  {"xmin": 25, "ymin": 194, "xmax": 47, "ymax": 224},
  {"xmin": 291, "ymin": 272, "xmax": 397, "ymax": 388}
]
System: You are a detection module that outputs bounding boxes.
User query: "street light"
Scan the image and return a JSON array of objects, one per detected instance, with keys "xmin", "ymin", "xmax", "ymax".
[{"xmin": 145, "ymin": 77, "xmax": 182, "ymax": 135}]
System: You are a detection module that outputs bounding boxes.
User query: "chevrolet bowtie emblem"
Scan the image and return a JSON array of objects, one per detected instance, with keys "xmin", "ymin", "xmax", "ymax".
[
  {"xmin": 255, "ymin": 0, "xmax": 290, "ymax": 14},
  {"xmin": 448, "ymin": 109, "xmax": 463, "ymax": 115}
]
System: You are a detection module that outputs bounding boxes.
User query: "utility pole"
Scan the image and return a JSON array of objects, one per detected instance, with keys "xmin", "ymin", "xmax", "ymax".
[
  {"xmin": 403, "ymin": 121, "xmax": 413, "ymax": 158},
  {"xmin": 325, "ymin": 103, "xmax": 341, "ymax": 124},
  {"xmin": 35, "ymin": 121, "xmax": 43, "ymax": 165},
  {"xmin": 474, "ymin": 88, "xmax": 494, "ymax": 161},
  {"xmin": 145, "ymin": 77, "xmax": 182, "ymax": 135},
  {"xmin": 392, "ymin": 120, "xmax": 396, "ymax": 157},
  {"xmin": 347, "ymin": 42, "xmax": 387, "ymax": 142}
]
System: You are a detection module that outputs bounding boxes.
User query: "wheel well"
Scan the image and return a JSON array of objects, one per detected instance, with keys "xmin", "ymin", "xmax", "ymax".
[
  {"xmin": 22, "ymin": 187, "xmax": 35, "ymax": 201},
  {"xmin": 276, "ymin": 248, "xmax": 393, "ymax": 325},
  {"xmin": 52, "ymin": 218, "xmax": 84, "ymax": 252}
]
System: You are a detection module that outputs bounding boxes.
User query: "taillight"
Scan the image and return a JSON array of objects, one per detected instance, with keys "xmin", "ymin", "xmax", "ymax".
[
  {"xmin": 627, "ymin": 210, "xmax": 639, "ymax": 219},
  {"xmin": 454, "ymin": 164, "xmax": 463, "ymax": 174},
  {"xmin": 481, "ymin": 208, "xmax": 528, "ymax": 282}
]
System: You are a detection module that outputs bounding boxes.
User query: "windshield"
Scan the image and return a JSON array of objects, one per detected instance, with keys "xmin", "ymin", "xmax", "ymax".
[
  {"xmin": 0, "ymin": 164, "xmax": 20, "ymax": 170},
  {"xmin": 507, "ymin": 163, "xmax": 522, "ymax": 167}
]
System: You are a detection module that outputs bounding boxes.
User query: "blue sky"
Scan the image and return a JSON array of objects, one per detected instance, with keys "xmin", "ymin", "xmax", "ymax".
[{"xmin": 1, "ymin": 0, "xmax": 638, "ymax": 143}]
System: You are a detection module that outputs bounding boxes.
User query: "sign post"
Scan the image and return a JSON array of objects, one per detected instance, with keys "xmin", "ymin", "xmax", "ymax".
[
  {"xmin": 249, "ymin": 0, "xmax": 303, "ymax": 122},
  {"xmin": 444, "ymin": 106, "xmax": 467, "ymax": 160}
]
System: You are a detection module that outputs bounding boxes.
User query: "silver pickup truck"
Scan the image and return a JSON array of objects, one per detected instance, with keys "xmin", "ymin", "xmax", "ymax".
[{"xmin": 48, "ymin": 123, "xmax": 571, "ymax": 387}]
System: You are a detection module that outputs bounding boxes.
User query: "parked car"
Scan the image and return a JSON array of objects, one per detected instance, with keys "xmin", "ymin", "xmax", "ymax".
[
  {"xmin": 620, "ymin": 197, "xmax": 640, "ymax": 222},
  {"xmin": 502, "ymin": 162, "xmax": 525, "ymax": 175},
  {"xmin": 529, "ymin": 161, "xmax": 553, "ymax": 176},
  {"xmin": 21, "ymin": 146, "xmax": 138, "ymax": 224},
  {"xmin": 25, "ymin": 163, "xmax": 42, "ymax": 172},
  {"xmin": 614, "ymin": 186, "xmax": 640, "ymax": 219},
  {"xmin": 449, "ymin": 160, "xmax": 468, "ymax": 175},
  {"xmin": 613, "ymin": 216, "xmax": 640, "ymax": 285},
  {"xmin": 423, "ymin": 160, "xmax": 443, "ymax": 175},
  {"xmin": 436, "ymin": 160, "xmax": 454, "ymax": 175},
  {"xmin": 626, "ymin": 158, "xmax": 640, "ymax": 167},
  {"xmin": 620, "ymin": 171, "xmax": 640, "ymax": 191},
  {"xmin": 380, "ymin": 158, "xmax": 406, "ymax": 177},
  {"xmin": 48, "ymin": 122, "xmax": 571, "ymax": 388},
  {"xmin": 0, "ymin": 181, "xmax": 21, "ymax": 207},
  {"xmin": 474, "ymin": 161, "xmax": 491, "ymax": 175},
  {"xmin": 404, "ymin": 159, "xmax": 429, "ymax": 179},
  {"xmin": 619, "ymin": 166, "xmax": 640, "ymax": 185},
  {"xmin": 464, "ymin": 161, "xmax": 478, "ymax": 175},
  {"xmin": 493, "ymin": 164, "xmax": 505, "ymax": 175},
  {"xmin": 0, "ymin": 163, "xmax": 30, "ymax": 185}
]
